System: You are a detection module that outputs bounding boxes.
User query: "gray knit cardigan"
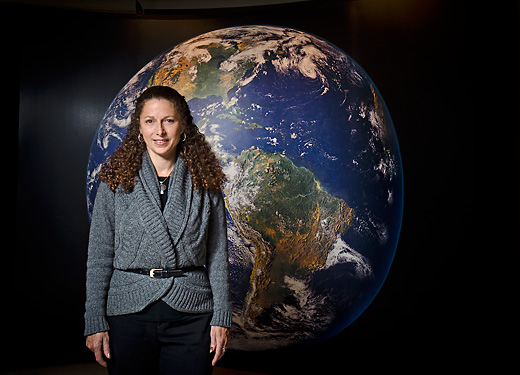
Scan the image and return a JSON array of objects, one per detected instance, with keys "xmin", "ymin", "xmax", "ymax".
[{"xmin": 84, "ymin": 151, "xmax": 232, "ymax": 336}]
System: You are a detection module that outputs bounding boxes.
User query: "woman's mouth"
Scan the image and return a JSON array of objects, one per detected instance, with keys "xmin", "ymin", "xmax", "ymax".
[{"xmin": 154, "ymin": 139, "xmax": 169, "ymax": 145}]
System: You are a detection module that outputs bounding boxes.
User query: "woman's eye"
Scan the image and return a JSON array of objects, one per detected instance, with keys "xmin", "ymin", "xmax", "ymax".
[{"xmin": 145, "ymin": 119, "xmax": 153, "ymax": 124}]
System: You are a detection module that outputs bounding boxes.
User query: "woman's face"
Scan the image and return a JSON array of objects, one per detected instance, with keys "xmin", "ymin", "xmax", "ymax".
[{"xmin": 139, "ymin": 98, "xmax": 185, "ymax": 162}]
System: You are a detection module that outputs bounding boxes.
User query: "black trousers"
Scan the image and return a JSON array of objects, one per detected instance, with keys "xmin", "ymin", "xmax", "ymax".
[{"xmin": 106, "ymin": 311, "xmax": 213, "ymax": 375}]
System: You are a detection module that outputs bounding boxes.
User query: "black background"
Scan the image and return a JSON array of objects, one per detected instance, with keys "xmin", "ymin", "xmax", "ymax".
[{"xmin": 7, "ymin": 0, "xmax": 517, "ymax": 373}]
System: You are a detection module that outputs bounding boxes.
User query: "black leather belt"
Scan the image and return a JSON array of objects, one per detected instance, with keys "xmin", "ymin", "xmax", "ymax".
[{"xmin": 118, "ymin": 266, "xmax": 206, "ymax": 279}]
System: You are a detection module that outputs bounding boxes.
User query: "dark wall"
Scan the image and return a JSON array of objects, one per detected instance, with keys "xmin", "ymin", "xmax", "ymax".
[{"xmin": 9, "ymin": 1, "xmax": 514, "ymax": 373}]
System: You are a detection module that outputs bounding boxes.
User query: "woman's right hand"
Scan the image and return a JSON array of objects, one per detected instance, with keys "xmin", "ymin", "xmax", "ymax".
[{"xmin": 86, "ymin": 331, "xmax": 111, "ymax": 367}]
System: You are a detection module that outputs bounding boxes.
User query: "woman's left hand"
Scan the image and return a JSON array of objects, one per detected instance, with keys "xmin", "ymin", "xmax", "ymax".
[{"xmin": 210, "ymin": 326, "xmax": 230, "ymax": 366}]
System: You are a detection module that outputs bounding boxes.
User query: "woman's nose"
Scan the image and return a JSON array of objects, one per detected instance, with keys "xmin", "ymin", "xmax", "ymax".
[{"xmin": 156, "ymin": 123, "xmax": 166, "ymax": 135}]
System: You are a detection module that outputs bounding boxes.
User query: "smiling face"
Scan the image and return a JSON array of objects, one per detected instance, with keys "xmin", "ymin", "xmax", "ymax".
[{"xmin": 139, "ymin": 98, "xmax": 185, "ymax": 166}]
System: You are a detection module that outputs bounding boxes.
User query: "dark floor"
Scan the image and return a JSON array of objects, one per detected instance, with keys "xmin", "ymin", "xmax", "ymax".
[{"xmin": 2, "ymin": 364, "xmax": 269, "ymax": 375}]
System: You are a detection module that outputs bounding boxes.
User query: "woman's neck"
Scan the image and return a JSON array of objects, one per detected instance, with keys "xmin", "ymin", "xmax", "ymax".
[{"xmin": 148, "ymin": 151, "xmax": 176, "ymax": 177}]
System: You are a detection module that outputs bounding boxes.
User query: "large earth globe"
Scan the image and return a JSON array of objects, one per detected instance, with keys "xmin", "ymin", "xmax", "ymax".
[{"xmin": 86, "ymin": 25, "xmax": 403, "ymax": 350}]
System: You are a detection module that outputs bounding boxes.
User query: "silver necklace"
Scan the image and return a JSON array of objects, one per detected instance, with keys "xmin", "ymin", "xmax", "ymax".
[{"xmin": 158, "ymin": 175, "xmax": 170, "ymax": 195}]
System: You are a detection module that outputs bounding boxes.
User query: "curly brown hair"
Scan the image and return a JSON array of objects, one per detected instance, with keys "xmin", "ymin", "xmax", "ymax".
[{"xmin": 99, "ymin": 86, "xmax": 227, "ymax": 192}]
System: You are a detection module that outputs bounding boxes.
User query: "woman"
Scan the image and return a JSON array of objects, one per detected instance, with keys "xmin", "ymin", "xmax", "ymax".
[{"xmin": 85, "ymin": 86, "xmax": 231, "ymax": 375}]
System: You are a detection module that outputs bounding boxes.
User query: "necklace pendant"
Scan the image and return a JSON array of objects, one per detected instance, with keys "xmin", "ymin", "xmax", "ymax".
[{"xmin": 160, "ymin": 184, "xmax": 166, "ymax": 195}]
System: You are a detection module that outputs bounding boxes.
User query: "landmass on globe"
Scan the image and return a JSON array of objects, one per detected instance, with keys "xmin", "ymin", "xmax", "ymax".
[{"xmin": 224, "ymin": 147, "xmax": 354, "ymax": 324}]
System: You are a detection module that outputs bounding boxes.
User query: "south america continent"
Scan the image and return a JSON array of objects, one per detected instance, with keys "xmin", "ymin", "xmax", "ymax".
[{"xmin": 224, "ymin": 147, "xmax": 354, "ymax": 323}]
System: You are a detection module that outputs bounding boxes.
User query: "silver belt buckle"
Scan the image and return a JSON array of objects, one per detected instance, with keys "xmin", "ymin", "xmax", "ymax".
[{"xmin": 149, "ymin": 268, "xmax": 163, "ymax": 278}]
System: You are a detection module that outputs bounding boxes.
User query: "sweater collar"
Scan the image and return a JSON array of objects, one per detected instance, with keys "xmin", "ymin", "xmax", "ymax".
[{"xmin": 134, "ymin": 151, "xmax": 193, "ymax": 268}]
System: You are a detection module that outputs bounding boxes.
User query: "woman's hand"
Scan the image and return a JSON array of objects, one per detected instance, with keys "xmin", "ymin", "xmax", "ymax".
[
  {"xmin": 209, "ymin": 326, "xmax": 229, "ymax": 366},
  {"xmin": 86, "ymin": 331, "xmax": 111, "ymax": 367}
]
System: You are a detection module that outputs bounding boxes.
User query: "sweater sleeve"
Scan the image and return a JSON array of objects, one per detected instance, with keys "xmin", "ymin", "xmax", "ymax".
[
  {"xmin": 84, "ymin": 182, "xmax": 116, "ymax": 336},
  {"xmin": 206, "ymin": 190, "xmax": 233, "ymax": 328}
]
